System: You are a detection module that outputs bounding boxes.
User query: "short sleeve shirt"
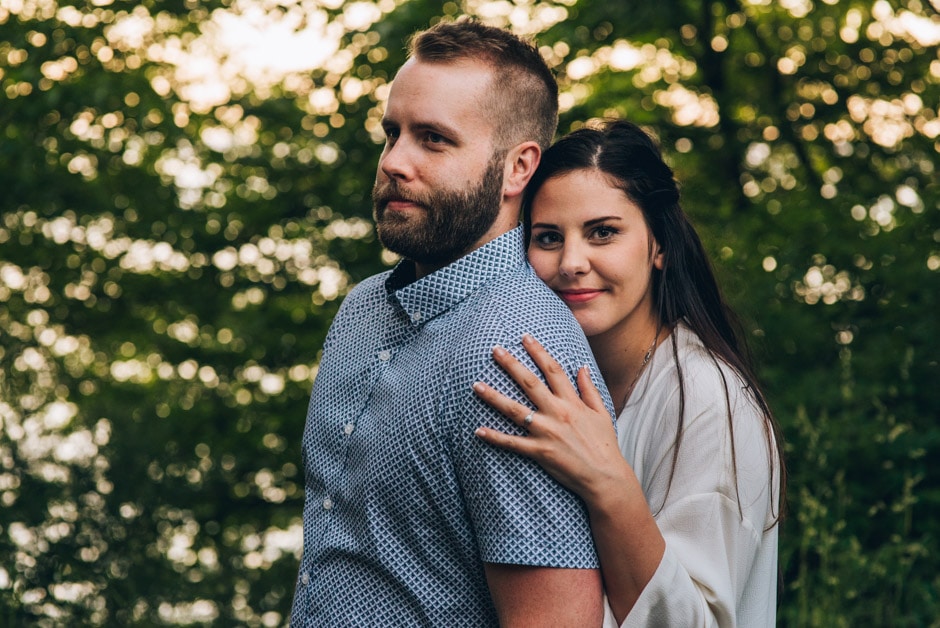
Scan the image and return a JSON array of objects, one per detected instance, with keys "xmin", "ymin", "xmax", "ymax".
[{"xmin": 290, "ymin": 227, "xmax": 611, "ymax": 627}]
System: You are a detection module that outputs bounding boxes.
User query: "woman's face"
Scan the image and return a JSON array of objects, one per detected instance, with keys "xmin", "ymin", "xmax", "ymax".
[{"xmin": 527, "ymin": 169, "xmax": 662, "ymax": 343}]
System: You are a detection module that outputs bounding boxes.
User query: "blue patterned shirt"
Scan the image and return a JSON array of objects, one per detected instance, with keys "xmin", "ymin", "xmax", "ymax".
[{"xmin": 290, "ymin": 227, "xmax": 612, "ymax": 626}]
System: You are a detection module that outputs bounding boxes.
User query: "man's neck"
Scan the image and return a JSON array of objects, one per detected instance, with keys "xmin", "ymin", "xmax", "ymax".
[
  {"xmin": 413, "ymin": 260, "xmax": 445, "ymax": 281},
  {"xmin": 413, "ymin": 224, "xmax": 518, "ymax": 280}
]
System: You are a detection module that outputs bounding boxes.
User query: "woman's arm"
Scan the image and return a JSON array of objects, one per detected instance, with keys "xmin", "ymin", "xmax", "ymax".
[
  {"xmin": 474, "ymin": 333, "xmax": 777, "ymax": 627},
  {"xmin": 473, "ymin": 334, "xmax": 664, "ymax": 622}
]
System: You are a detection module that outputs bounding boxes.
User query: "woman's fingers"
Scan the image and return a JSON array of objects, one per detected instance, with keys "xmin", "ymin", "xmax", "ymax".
[
  {"xmin": 489, "ymin": 335, "xmax": 578, "ymax": 408},
  {"xmin": 489, "ymin": 344, "xmax": 555, "ymax": 408},
  {"xmin": 474, "ymin": 426, "xmax": 537, "ymax": 457},
  {"xmin": 576, "ymin": 366, "xmax": 610, "ymax": 414},
  {"xmin": 472, "ymin": 381, "xmax": 538, "ymax": 429},
  {"xmin": 520, "ymin": 334, "xmax": 578, "ymax": 398}
]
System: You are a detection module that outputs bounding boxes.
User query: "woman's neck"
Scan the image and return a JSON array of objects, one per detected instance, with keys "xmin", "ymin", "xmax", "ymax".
[{"xmin": 589, "ymin": 315, "xmax": 665, "ymax": 415}]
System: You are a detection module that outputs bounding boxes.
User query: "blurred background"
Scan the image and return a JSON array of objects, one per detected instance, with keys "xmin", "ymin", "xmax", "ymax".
[{"xmin": 1, "ymin": 0, "xmax": 937, "ymax": 625}]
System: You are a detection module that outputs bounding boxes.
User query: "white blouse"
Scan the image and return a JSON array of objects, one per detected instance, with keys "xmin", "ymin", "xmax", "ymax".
[{"xmin": 603, "ymin": 324, "xmax": 780, "ymax": 627}]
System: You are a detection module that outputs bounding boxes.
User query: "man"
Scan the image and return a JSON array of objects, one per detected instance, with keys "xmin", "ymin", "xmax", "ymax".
[{"xmin": 291, "ymin": 18, "xmax": 611, "ymax": 626}]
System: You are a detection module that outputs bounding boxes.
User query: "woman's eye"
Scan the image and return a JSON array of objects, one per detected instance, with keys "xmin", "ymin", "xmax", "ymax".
[
  {"xmin": 532, "ymin": 231, "xmax": 562, "ymax": 247},
  {"xmin": 592, "ymin": 226, "xmax": 617, "ymax": 240}
]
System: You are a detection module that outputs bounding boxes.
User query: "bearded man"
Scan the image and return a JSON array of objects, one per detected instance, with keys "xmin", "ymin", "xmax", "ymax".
[{"xmin": 290, "ymin": 18, "xmax": 612, "ymax": 626}]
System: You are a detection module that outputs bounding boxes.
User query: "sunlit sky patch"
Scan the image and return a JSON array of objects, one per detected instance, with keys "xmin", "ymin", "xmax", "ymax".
[
  {"xmin": 28, "ymin": 0, "xmax": 928, "ymax": 176},
  {"xmin": 111, "ymin": 0, "xmax": 395, "ymax": 112}
]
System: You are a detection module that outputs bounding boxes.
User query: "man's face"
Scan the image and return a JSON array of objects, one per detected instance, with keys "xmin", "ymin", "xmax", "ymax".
[{"xmin": 373, "ymin": 58, "xmax": 507, "ymax": 268}]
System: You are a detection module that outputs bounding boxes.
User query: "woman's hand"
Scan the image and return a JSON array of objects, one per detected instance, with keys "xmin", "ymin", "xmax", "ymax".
[{"xmin": 473, "ymin": 333, "xmax": 630, "ymax": 502}]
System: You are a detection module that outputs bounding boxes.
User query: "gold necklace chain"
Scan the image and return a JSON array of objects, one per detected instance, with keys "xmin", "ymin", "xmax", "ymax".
[{"xmin": 619, "ymin": 333, "xmax": 658, "ymax": 413}]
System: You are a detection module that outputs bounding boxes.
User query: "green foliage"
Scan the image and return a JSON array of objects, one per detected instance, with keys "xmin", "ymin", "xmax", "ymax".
[{"xmin": 1, "ymin": 0, "xmax": 937, "ymax": 625}]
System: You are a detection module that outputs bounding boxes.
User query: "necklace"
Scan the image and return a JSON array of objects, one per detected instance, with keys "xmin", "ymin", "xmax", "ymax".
[{"xmin": 619, "ymin": 333, "xmax": 658, "ymax": 413}]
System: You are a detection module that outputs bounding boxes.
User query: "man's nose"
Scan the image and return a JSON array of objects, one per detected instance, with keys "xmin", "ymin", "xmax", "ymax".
[{"xmin": 379, "ymin": 139, "xmax": 415, "ymax": 182}]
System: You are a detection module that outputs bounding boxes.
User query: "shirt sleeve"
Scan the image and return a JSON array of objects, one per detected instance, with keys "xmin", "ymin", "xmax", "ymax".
[{"xmin": 447, "ymin": 336, "xmax": 601, "ymax": 570}]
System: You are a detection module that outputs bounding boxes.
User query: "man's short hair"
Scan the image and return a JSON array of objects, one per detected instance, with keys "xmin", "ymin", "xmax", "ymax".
[{"xmin": 407, "ymin": 17, "xmax": 559, "ymax": 151}]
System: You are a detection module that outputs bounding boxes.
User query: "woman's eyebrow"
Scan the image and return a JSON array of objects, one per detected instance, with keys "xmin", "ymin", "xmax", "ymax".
[
  {"xmin": 583, "ymin": 216, "xmax": 622, "ymax": 226},
  {"xmin": 531, "ymin": 216, "xmax": 623, "ymax": 230}
]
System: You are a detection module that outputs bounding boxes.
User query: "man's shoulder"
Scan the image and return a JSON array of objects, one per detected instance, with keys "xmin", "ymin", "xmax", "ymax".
[
  {"xmin": 335, "ymin": 270, "xmax": 392, "ymax": 309},
  {"xmin": 480, "ymin": 264, "xmax": 582, "ymax": 333},
  {"xmin": 322, "ymin": 271, "xmax": 393, "ymax": 345},
  {"xmin": 351, "ymin": 270, "xmax": 393, "ymax": 294},
  {"xmin": 449, "ymin": 264, "xmax": 590, "ymax": 360}
]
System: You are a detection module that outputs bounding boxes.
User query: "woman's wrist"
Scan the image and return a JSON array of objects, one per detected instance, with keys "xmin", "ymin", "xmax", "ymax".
[{"xmin": 580, "ymin": 456, "xmax": 644, "ymax": 517}]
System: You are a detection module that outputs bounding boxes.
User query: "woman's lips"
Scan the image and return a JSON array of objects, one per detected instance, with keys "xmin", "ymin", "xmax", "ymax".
[{"xmin": 556, "ymin": 289, "xmax": 605, "ymax": 304}]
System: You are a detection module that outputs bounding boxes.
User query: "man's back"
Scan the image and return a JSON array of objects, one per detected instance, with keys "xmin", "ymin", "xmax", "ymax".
[{"xmin": 291, "ymin": 228, "xmax": 605, "ymax": 625}]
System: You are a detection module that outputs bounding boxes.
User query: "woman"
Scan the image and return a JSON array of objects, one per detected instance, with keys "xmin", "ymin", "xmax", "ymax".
[{"xmin": 472, "ymin": 120, "xmax": 784, "ymax": 626}]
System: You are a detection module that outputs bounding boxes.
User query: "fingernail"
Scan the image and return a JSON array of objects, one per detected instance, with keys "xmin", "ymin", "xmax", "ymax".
[
  {"xmin": 472, "ymin": 381, "xmax": 485, "ymax": 392},
  {"xmin": 474, "ymin": 427, "xmax": 487, "ymax": 437},
  {"xmin": 522, "ymin": 333, "xmax": 533, "ymax": 343},
  {"xmin": 492, "ymin": 345, "xmax": 506, "ymax": 357}
]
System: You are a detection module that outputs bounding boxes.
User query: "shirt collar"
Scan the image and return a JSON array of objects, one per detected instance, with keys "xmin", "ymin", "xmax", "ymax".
[{"xmin": 385, "ymin": 226, "xmax": 526, "ymax": 326}]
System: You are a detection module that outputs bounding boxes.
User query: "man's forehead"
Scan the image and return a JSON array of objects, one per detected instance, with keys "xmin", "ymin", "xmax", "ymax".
[
  {"xmin": 383, "ymin": 58, "xmax": 496, "ymax": 132},
  {"xmin": 387, "ymin": 57, "xmax": 496, "ymax": 100}
]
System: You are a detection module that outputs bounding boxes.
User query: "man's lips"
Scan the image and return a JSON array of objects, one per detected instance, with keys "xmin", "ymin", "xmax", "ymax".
[
  {"xmin": 383, "ymin": 198, "xmax": 422, "ymax": 212},
  {"xmin": 555, "ymin": 289, "xmax": 605, "ymax": 304}
]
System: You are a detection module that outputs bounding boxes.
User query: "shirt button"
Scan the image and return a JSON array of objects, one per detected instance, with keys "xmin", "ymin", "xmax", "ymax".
[
  {"xmin": 301, "ymin": 572, "xmax": 310, "ymax": 585},
  {"xmin": 343, "ymin": 422, "xmax": 355, "ymax": 435},
  {"xmin": 377, "ymin": 350, "xmax": 391, "ymax": 361},
  {"xmin": 322, "ymin": 496, "xmax": 333, "ymax": 510},
  {"xmin": 411, "ymin": 311, "xmax": 422, "ymax": 323}
]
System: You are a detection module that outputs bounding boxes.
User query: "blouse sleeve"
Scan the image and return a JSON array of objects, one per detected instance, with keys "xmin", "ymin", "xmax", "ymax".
[
  {"xmin": 607, "ymin": 341, "xmax": 778, "ymax": 627},
  {"xmin": 602, "ymin": 494, "xmax": 764, "ymax": 627}
]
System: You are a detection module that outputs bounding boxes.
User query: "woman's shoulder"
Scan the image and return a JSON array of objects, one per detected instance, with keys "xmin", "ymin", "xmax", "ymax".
[
  {"xmin": 628, "ymin": 324, "xmax": 777, "ymax": 515},
  {"xmin": 669, "ymin": 324, "xmax": 754, "ymax": 406},
  {"xmin": 628, "ymin": 323, "xmax": 766, "ymax": 446},
  {"xmin": 669, "ymin": 325, "xmax": 774, "ymax": 468}
]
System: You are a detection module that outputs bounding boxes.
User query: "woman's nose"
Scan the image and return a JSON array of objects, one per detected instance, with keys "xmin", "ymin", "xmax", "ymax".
[{"xmin": 558, "ymin": 242, "xmax": 590, "ymax": 277}]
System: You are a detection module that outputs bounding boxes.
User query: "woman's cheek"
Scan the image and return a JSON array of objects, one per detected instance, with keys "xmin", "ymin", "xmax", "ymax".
[{"xmin": 526, "ymin": 249, "xmax": 550, "ymax": 280}]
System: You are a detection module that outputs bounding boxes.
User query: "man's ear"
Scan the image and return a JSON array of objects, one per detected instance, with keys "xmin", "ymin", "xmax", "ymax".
[{"xmin": 502, "ymin": 141, "xmax": 541, "ymax": 200}]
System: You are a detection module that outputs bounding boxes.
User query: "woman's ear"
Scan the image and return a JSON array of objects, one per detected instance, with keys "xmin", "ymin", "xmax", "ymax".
[
  {"xmin": 652, "ymin": 240, "xmax": 665, "ymax": 270},
  {"xmin": 502, "ymin": 141, "xmax": 541, "ymax": 200}
]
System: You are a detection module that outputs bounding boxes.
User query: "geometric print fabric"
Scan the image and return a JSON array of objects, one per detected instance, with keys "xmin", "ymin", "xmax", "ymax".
[{"xmin": 290, "ymin": 227, "xmax": 609, "ymax": 626}]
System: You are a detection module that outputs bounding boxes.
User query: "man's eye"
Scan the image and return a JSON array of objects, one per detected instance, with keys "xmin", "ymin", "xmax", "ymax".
[
  {"xmin": 383, "ymin": 128, "xmax": 399, "ymax": 143},
  {"xmin": 426, "ymin": 132, "xmax": 446, "ymax": 144}
]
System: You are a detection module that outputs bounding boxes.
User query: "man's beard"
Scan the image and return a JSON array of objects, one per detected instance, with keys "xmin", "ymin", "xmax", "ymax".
[{"xmin": 372, "ymin": 153, "xmax": 505, "ymax": 266}]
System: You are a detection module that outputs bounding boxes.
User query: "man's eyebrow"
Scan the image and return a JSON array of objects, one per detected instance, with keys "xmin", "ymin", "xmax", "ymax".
[
  {"xmin": 419, "ymin": 121, "xmax": 462, "ymax": 138},
  {"xmin": 381, "ymin": 116, "xmax": 464, "ymax": 142}
]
